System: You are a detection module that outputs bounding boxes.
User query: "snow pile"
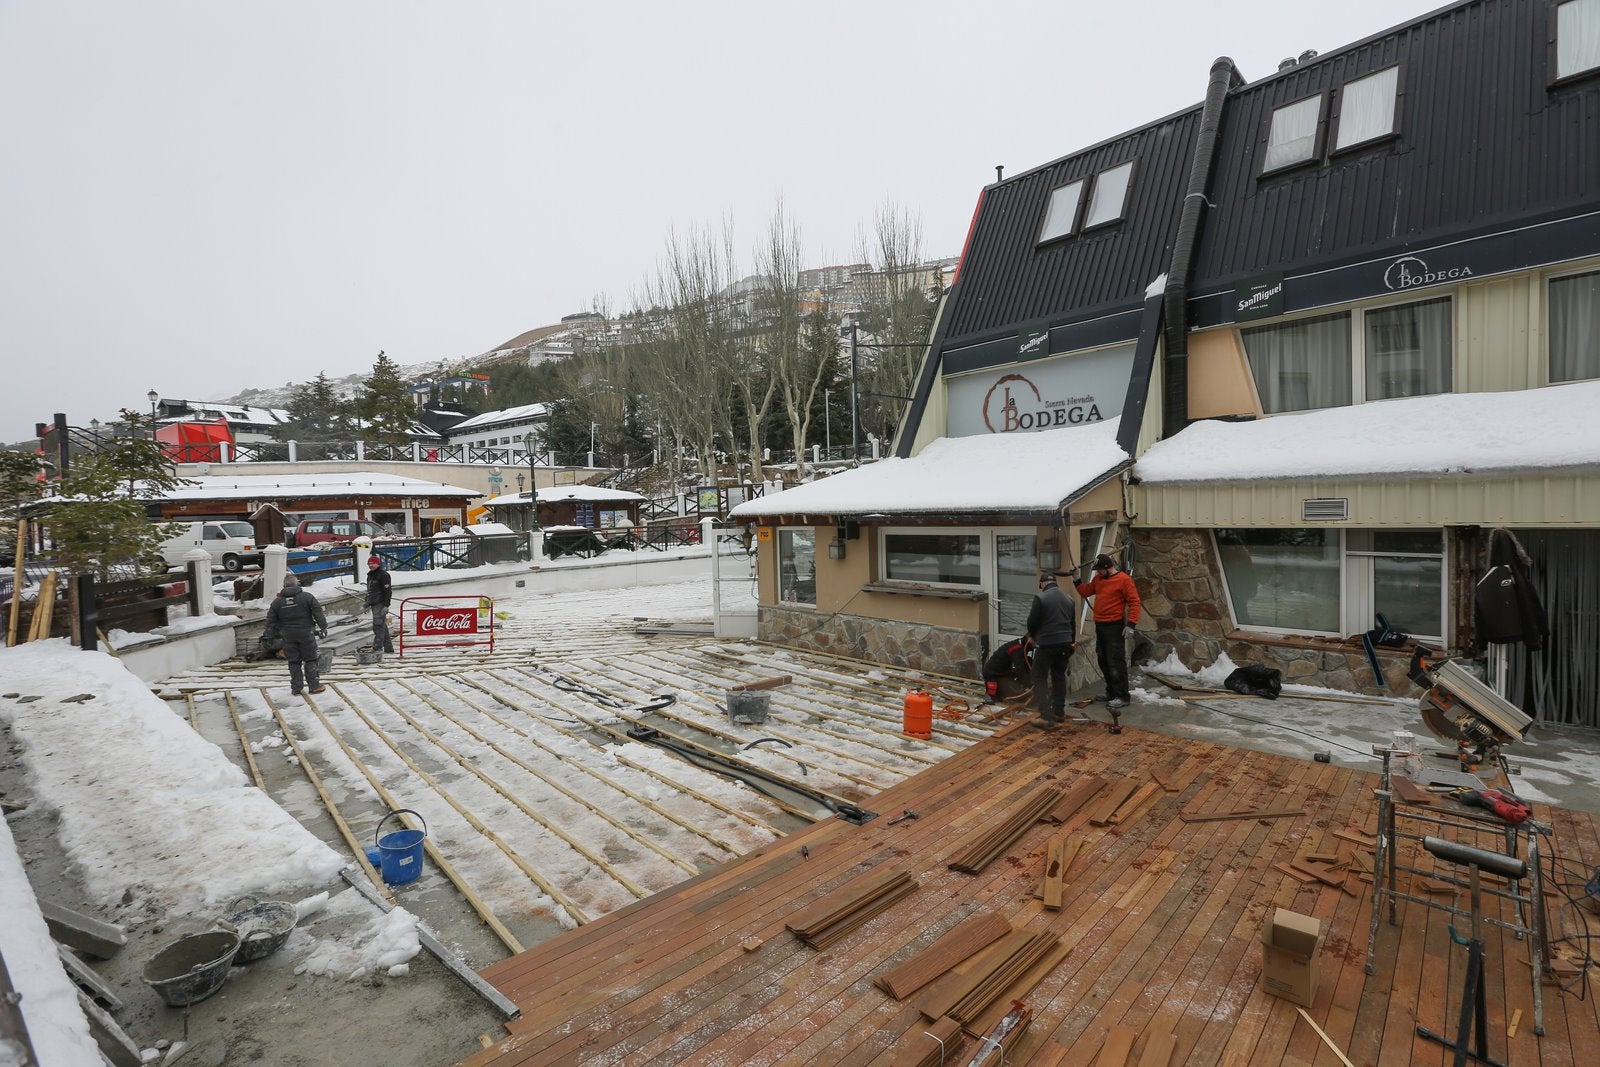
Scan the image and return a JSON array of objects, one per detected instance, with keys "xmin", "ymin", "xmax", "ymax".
[
  {"xmin": 0, "ymin": 813, "xmax": 101, "ymax": 1065},
  {"xmin": 291, "ymin": 889, "xmax": 421, "ymax": 980},
  {"xmin": 1134, "ymin": 380, "xmax": 1600, "ymax": 484},
  {"xmin": 731, "ymin": 418, "xmax": 1130, "ymax": 517},
  {"xmin": 0, "ymin": 641, "xmax": 343, "ymax": 911}
]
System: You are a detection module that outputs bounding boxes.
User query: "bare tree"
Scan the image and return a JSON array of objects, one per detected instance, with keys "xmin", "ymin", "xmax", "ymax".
[
  {"xmin": 854, "ymin": 202, "xmax": 939, "ymax": 450},
  {"xmin": 757, "ymin": 201, "xmax": 836, "ymax": 477}
]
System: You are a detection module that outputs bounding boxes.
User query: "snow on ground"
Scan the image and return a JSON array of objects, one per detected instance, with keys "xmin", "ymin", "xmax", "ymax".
[
  {"xmin": 289, "ymin": 888, "xmax": 421, "ymax": 981},
  {"xmin": 0, "ymin": 811, "xmax": 101, "ymax": 1066},
  {"xmin": 0, "ymin": 641, "xmax": 344, "ymax": 912}
]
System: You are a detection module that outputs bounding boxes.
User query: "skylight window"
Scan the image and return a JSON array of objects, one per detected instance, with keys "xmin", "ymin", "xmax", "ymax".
[
  {"xmin": 1334, "ymin": 66, "xmax": 1400, "ymax": 151},
  {"xmin": 1038, "ymin": 180, "xmax": 1084, "ymax": 243},
  {"xmin": 1557, "ymin": 0, "xmax": 1600, "ymax": 80},
  {"xmin": 1084, "ymin": 162, "xmax": 1135, "ymax": 228},
  {"xmin": 1263, "ymin": 95, "xmax": 1322, "ymax": 172}
]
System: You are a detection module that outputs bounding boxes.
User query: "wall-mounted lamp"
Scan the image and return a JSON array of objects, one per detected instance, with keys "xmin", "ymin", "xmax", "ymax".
[
  {"xmin": 1038, "ymin": 538, "xmax": 1062, "ymax": 573},
  {"xmin": 828, "ymin": 538, "xmax": 846, "ymax": 561}
]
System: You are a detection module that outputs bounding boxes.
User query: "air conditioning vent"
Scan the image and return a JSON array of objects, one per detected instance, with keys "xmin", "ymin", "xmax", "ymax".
[{"xmin": 1302, "ymin": 497, "xmax": 1349, "ymax": 521}]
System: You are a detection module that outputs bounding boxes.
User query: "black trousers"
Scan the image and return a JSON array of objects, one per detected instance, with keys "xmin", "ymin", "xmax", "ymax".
[
  {"xmin": 282, "ymin": 632, "xmax": 321, "ymax": 693},
  {"xmin": 370, "ymin": 603, "xmax": 394, "ymax": 652},
  {"xmin": 1094, "ymin": 621, "xmax": 1130, "ymax": 702},
  {"xmin": 1031, "ymin": 642, "xmax": 1074, "ymax": 721}
]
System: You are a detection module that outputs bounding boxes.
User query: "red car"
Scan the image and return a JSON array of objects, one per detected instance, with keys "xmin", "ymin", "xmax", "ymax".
[{"xmin": 288, "ymin": 518, "xmax": 389, "ymax": 548}]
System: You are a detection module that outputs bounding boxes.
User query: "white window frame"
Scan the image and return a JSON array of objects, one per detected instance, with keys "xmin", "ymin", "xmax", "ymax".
[
  {"xmin": 1212, "ymin": 528, "xmax": 1447, "ymax": 641},
  {"xmin": 1332, "ymin": 66, "xmax": 1400, "ymax": 152},
  {"xmin": 1555, "ymin": 0, "xmax": 1600, "ymax": 82},
  {"xmin": 1242, "ymin": 294, "xmax": 1455, "ymax": 415},
  {"xmin": 1262, "ymin": 94, "xmax": 1324, "ymax": 173},
  {"xmin": 1037, "ymin": 180, "xmax": 1084, "ymax": 243},
  {"xmin": 878, "ymin": 527, "xmax": 986, "ymax": 590},
  {"xmin": 777, "ymin": 527, "xmax": 817, "ymax": 607},
  {"xmin": 1083, "ymin": 161, "xmax": 1135, "ymax": 229}
]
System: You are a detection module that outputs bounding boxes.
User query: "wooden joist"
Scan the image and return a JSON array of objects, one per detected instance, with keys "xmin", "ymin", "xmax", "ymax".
[
  {"xmin": 785, "ymin": 868, "xmax": 917, "ymax": 949},
  {"xmin": 874, "ymin": 912, "xmax": 1011, "ymax": 1000},
  {"xmin": 947, "ymin": 785, "xmax": 1060, "ymax": 873},
  {"xmin": 729, "ymin": 674, "xmax": 792, "ymax": 691}
]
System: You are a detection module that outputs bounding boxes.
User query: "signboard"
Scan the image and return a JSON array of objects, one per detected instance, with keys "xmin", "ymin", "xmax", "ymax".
[
  {"xmin": 944, "ymin": 342, "xmax": 1135, "ymax": 438},
  {"xmin": 400, "ymin": 595, "xmax": 495, "ymax": 656},
  {"xmin": 414, "ymin": 606, "xmax": 480, "ymax": 636},
  {"xmin": 1234, "ymin": 272, "xmax": 1285, "ymax": 321},
  {"xmin": 1017, "ymin": 320, "xmax": 1051, "ymax": 361},
  {"xmin": 696, "ymin": 488, "xmax": 721, "ymax": 512}
]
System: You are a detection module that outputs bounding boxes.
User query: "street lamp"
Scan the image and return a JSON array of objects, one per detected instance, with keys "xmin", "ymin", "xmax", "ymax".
[
  {"xmin": 90, "ymin": 418, "xmax": 101, "ymax": 452},
  {"xmin": 522, "ymin": 432, "xmax": 540, "ymax": 529},
  {"xmin": 147, "ymin": 390, "xmax": 160, "ymax": 440},
  {"xmin": 823, "ymin": 388, "xmax": 831, "ymax": 453}
]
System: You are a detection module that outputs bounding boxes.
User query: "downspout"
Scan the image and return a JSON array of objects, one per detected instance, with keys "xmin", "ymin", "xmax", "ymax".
[{"xmin": 1163, "ymin": 56, "xmax": 1242, "ymax": 439}]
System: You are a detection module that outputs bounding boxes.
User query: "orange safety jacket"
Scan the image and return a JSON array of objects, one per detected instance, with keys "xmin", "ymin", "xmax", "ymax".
[{"xmin": 1075, "ymin": 570, "xmax": 1142, "ymax": 625}]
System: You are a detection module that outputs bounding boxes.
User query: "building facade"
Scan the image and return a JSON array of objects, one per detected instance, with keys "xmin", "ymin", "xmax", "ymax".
[{"xmin": 735, "ymin": 0, "xmax": 1600, "ymax": 726}]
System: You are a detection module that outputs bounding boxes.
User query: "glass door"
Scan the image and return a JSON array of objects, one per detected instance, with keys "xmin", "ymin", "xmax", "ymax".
[{"xmin": 990, "ymin": 531, "xmax": 1038, "ymax": 644}]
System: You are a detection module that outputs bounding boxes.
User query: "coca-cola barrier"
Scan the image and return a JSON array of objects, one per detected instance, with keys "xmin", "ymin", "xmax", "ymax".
[{"xmin": 399, "ymin": 595, "xmax": 495, "ymax": 657}]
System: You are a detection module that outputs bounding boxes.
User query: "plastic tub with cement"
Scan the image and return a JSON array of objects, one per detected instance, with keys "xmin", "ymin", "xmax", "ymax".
[{"xmin": 142, "ymin": 930, "xmax": 241, "ymax": 1007}]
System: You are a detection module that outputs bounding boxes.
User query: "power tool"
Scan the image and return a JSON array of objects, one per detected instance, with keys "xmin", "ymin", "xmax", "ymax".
[{"xmin": 1448, "ymin": 787, "xmax": 1532, "ymax": 824}]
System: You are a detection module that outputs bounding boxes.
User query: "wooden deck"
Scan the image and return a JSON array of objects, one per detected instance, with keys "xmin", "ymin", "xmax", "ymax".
[{"xmin": 465, "ymin": 719, "xmax": 1600, "ymax": 1066}]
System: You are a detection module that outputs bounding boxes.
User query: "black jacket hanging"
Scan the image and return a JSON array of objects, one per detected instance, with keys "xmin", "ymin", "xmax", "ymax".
[{"xmin": 1474, "ymin": 529, "xmax": 1548, "ymax": 651}]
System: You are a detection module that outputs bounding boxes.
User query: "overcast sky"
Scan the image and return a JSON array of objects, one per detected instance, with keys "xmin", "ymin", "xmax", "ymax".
[{"xmin": 0, "ymin": 0, "xmax": 1447, "ymax": 441}]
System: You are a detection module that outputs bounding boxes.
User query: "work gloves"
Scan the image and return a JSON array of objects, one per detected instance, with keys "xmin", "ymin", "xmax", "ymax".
[
  {"xmin": 1122, "ymin": 625, "xmax": 1135, "ymax": 639},
  {"xmin": 317, "ymin": 629, "xmax": 327, "ymax": 639}
]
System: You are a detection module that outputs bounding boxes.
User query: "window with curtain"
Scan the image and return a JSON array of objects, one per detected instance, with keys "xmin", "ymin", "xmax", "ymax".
[
  {"xmin": 778, "ymin": 529, "xmax": 816, "ymax": 606},
  {"xmin": 1215, "ymin": 529, "xmax": 1341, "ymax": 634},
  {"xmin": 1084, "ymin": 162, "xmax": 1134, "ymax": 228},
  {"xmin": 1365, "ymin": 297, "xmax": 1452, "ymax": 399},
  {"xmin": 1335, "ymin": 66, "xmax": 1399, "ymax": 150},
  {"xmin": 1263, "ymin": 95, "xmax": 1322, "ymax": 171},
  {"xmin": 883, "ymin": 532, "xmax": 982, "ymax": 586},
  {"xmin": 1038, "ymin": 180, "xmax": 1083, "ymax": 243},
  {"xmin": 1557, "ymin": 0, "xmax": 1600, "ymax": 80},
  {"xmin": 1242, "ymin": 312, "xmax": 1353, "ymax": 413},
  {"xmin": 1550, "ymin": 270, "xmax": 1600, "ymax": 382}
]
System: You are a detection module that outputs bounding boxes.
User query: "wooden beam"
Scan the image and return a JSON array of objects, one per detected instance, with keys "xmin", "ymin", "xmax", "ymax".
[{"xmin": 1178, "ymin": 807, "xmax": 1305, "ymax": 823}]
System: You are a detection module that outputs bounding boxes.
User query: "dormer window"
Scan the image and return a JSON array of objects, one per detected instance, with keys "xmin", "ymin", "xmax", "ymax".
[
  {"xmin": 1555, "ymin": 0, "xmax": 1600, "ymax": 81},
  {"xmin": 1038, "ymin": 180, "xmax": 1084, "ymax": 243},
  {"xmin": 1084, "ymin": 162, "xmax": 1134, "ymax": 228},
  {"xmin": 1262, "ymin": 95, "xmax": 1323, "ymax": 172},
  {"xmin": 1333, "ymin": 66, "xmax": 1400, "ymax": 151}
]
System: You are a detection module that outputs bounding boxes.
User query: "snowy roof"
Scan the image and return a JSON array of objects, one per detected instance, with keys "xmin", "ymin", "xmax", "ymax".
[
  {"xmin": 160, "ymin": 402, "xmax": 290, "ymax": 425},
  {"xmin": 731, "ymin": 419, "xmax": 1131, "ymax": 519},
  {"xmin": 1133, "ymin": 381, "xmax": 1600, "ymax": 484},
  {"xmin": 484, "ymin": 485, "xmax": 644, "ymax": 506},
  {"xmin": 448, "ymin": 403, "xmax": 551, "ymax": 432},
  {"xmin": 149, "ymin": 472, "xmax": 481, "ymax": 501}
]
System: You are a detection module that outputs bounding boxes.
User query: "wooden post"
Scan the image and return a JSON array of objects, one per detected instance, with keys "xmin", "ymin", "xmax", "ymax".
[{"xmin": 5, "ymin": 521, "xmax": 25, "ymax": 646}]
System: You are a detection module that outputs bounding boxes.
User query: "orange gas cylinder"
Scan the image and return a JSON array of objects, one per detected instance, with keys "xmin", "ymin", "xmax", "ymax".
[{"xmin": 903, "ymin": 688, "xmax": 934, "ymax": 739}]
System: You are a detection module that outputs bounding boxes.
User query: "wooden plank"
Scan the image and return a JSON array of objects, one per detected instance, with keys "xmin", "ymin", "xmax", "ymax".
[
  {"xmin": 1135, "ymin": 1030, "xmax": 1176, "ymax": 1067},
  {"xmin": 1178, "ymin": 807, "xmax": 1306, "ymax": 823},
  {"xmin": 1087, "ymin": 780, "xmax": 1139, "ymax": 827},
  {"xmin": 1041, "ymin": 837, "xmax": 1083, "ymax": 910},
  {"xmin": 1044, "ymin": 776, "xmax": 1107, "ymax": 823},
  {"xmin": 1093, "ymin": 1025, "xmax": 1138, "ymax": 1067},
  {"xmin": 728, "ymin": 674, "xmax": 792, "ymax": 691},
  {"xmin": 1109, "ymin": 782, "xmax": 1161, "ymax": 826},
  {"xmin": 1295, "ymin": 1007, "xmax": 1355, "ymax": 1067},
  {"xmin": 1390, "ymin": 776, "xmax": 1434, "ymax": 805},
  {"xmin": 874, "ymin": 912, "xmax": 1011, "ymax": 1000}
]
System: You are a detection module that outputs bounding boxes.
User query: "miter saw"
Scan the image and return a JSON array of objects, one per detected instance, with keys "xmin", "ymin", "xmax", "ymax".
[{"xmin": 1408, "ymin": 646, "xmax": 1532, "ymax": 772}]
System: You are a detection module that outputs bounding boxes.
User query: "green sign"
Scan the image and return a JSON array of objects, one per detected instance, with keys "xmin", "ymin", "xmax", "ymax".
[
  {"xmin": 1017, "ymin": 321, "xmax": 1051, "ymax": 361},
  {"xmin": 1234, "ymin": 272, "xmax": 1286, "ymax": 321}
]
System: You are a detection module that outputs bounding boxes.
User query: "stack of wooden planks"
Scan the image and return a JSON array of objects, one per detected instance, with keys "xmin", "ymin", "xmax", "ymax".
[
  {"xmin": 915, "ymin": 928, "xmax": 1062, "ymax": 1027},
  {"xmin": 947, "ymin": 785, "xmax": 1061, "ymax": 873},
  {"xmin": 785, "ymin": 867, "xmax": 917, "ymax": 949},
  {"xmin": 878, "ymin": 1015, "xmax": 963, "ymax": 1067},
  {"xmin": 874, "ymin": 912, "xmax": 1012, "ymax": 999}
]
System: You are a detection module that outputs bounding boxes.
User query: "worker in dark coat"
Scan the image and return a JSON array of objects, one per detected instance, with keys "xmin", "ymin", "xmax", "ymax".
[
  {"xmin": 1025, "ymin": 573, "xmax": 1077, "ymax": 729},
  {"xmin": 264, "ymin": 573, "xmax": 328, "ymax": 695},
  {"xmin": 365, "ymin": 555, "xmax": 394, "ymax": 653}
]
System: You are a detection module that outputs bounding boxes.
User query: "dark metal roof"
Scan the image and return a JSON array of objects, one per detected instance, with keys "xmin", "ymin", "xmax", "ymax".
[
  {"xmin": 1191, "ymin": 0, "xmax": 1600, "ymax": 290},
  {"xmin": 939, "ymin": 108, "xmax": 1200, "ymax": 352}
]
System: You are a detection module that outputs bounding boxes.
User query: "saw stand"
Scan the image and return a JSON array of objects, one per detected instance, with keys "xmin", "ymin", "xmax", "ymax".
[{"xmin": 1364, "ymin": 745, "xmax": 1551, "ymax": 1039}]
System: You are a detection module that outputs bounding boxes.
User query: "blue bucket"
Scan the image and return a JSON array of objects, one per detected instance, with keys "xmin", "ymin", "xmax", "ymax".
[{"xmin": 374, "ymin": 808, "xmax": 427, "ymax": 886}]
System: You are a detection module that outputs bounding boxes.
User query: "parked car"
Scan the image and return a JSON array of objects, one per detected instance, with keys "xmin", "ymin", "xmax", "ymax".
[
  {"xmin": 158, "ymin": 520, "xmax": 261, "ymax": 572},
  {"xmin": 289, "ymin": 518, "xmax": 390, "ymax": 548}
]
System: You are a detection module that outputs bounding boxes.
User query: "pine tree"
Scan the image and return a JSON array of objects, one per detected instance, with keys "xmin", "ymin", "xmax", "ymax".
[
  {"xmin": 284, "ymin": 372, "xmax": 354, "ymax": 440},
  {"xmin": 356, "ymin": 351, "xmax": 416, "ymax": 445}
]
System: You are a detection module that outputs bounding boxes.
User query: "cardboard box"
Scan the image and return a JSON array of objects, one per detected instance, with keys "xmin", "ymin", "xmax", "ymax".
[{"xmin": 1261, "ymin": 907, "xmax": 1322, "ymax": 1007}]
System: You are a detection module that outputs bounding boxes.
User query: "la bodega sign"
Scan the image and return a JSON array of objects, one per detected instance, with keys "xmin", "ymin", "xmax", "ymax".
[
  {"xmin": 1383, "ymin": 254, "xmax": 1473, "ymax": 292},
  {"xmin": 945, "ymin": 341, "xmax": 1134, "ymax": 438}
]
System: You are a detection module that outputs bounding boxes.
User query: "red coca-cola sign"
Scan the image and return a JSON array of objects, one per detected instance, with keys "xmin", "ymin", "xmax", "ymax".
[{"xmin": 415, "ymin": 608, "xmax": 479, "ymax": 635}]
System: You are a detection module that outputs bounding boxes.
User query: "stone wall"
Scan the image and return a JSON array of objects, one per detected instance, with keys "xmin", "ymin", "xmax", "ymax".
[
  {"xmin": 759, "ymin": 606, "xmax": 985, "ymax": 679},
  {"xmin": 1132, "ymin": 528, "xmax": 1421, "ymax": 695}
]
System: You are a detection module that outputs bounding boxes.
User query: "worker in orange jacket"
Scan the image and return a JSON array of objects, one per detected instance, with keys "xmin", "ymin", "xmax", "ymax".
[{"xmin": 1075, "ymin": 553, "xmax": 1141, "ymax": 709}]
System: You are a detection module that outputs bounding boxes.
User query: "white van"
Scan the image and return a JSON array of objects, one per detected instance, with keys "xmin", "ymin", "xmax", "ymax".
[{"xmin": 158, "ymin": 521, "xmax": 260, "ymax": 572}]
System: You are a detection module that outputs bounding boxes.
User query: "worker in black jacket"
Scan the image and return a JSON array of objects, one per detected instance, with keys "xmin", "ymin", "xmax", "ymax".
[
  {"xmin": 263, "ymin": 573, "xmax": 329, "ymax": 695},
  {"xmin": 1025, "ymin": 573, "xmax": 1077, "ymax": 729},
  {"xmin": 365, "ymin": 555, "xmax": 394, "ymax": 653}
]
